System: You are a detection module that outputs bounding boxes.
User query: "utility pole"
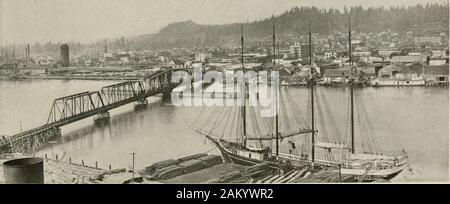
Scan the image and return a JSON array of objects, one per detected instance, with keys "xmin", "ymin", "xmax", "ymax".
[
  {"xmin": 131, "ymin": 152, "xmax": 136, "ymax": 183},
  {"xmin": 348, "ymin": 15, "xmax": 355, "ymax": 154},
  {"xmin": 338, "ymin": 164, "xmax": 342, "ymax": 182},
  {"xmin": 309, "ymin": 21, "xmax": 315, "ymax": 163},
  {"xmin": 12, "ymin": 42, "xmax": 15, "ymax": 61},
  {"xmin": 5, "ymin": 41, "xmax": 7, "ymax": 64}
]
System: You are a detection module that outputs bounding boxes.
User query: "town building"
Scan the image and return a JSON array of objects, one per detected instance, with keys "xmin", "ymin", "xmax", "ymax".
[
  {"xmin": 422, "ymin": 65, "xmax": 449, "ymax": 86},
  {"xmin": 415, "ymin": 36, "xmax": 442, "ymax": 45}
]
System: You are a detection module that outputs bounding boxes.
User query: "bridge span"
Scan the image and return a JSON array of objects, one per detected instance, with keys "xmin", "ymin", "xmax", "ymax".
[{"xmin": 0, "ymin": 69, "xmax": 177, "ymax": 153}]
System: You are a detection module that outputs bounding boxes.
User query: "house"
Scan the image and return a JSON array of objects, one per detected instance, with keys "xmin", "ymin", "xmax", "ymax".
[
  {"xmin": 278, "ymin": 65, "xmax": 296, "ymax": 80},
  {"xmin": 378, "ymin": 50, "xmax": 400, "ymax": 57},
  {"xmin": 390, "ymin": 55, "xmax": 423, "ymax": 64},
  {"xmin": 19, "ymin": 65, "xmax": 47, "ymax": 75},
  {"xmin": 422, "ymin": 65, "xmax": 449, "ymax": 86},
  {"xmin": 322, "ymin": 68, "xmax": 352, "ymax": 83},
  {"xmin": 378, "ymin": 64, "xmax": 403, "ymax": 78},
  {"xmin": 395, "ymin": 66, "xmax": 422, "ymax": 80},
  {"xmin": 353, "ymin": 51, "xmax": 371, "ymax": 57},
  {"xmin": 169, "ymin": 59, "xmax": 186, "ymax": 69},
  {"xmin": 408, "ymin": 52, "xmax": 422, "ymax": 56},
  {"xmin": 323, "ymin": 51, "xmax": 337, "ymax": 60},
  {"xmin": 358, "ymin": 64, "xmax": 379, "ymax": 78},
  {"xmin": 429, "ymin": 56, "xmax": 448, "ymax": 66},
  {"xmin": 361, "ymin": 56, "xmax": 383, "ymax": 63},
  {"xmin": 282, "ymin": 55, "xmax": 301, "ymax": 65},
  {"xmin": 0, "ymin": 63, "xmax": 18, "ymax": 75},
  {"xmin": 431, "ymin": 50, "xmax": 447, "ymax": 57},
  {"xmin": 415, "ymin": 36, "xmax": 441, "ymax": 45},
  {"xmin": 289, "ymin": 42, "xmax": 301, "ymax": 56}
]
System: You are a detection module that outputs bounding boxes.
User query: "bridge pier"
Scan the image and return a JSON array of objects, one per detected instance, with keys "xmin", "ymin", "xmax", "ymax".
[
  {"xmin": 94, "ymin": 112, "xmax": 110, "ymax": 125},
  {"xmin": 2, "ymin": 127, "xmax": 62, "ymax": 154},
  {"xmin": 135, "ymin": 99, "xmax": 148, "ymax": 110},
  {"xmin": 162, "ymin": 91, "xmax": 171, "ymax": 103}
]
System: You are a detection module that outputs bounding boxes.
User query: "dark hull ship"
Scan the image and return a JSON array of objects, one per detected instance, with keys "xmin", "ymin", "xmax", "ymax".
[{"xmin": 193, "ymin": 21, "xmax": 407, "ymax": 183}]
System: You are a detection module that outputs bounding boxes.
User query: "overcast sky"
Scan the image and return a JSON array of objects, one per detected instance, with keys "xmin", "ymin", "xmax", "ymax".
[{"xmin": 0, "ymin": 0, "xmax": 447, "ymax": 44}]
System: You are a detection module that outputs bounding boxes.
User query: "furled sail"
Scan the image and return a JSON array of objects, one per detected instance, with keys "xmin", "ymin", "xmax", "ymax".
[{"xmin": 314, "ymin": 142, "xmax": 349, "ymax": 150}]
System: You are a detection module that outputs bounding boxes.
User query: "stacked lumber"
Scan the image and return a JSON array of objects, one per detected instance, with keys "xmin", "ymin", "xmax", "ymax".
[{"xmin": 140, "ymin": 154, "xmax": 224, "ymax": 181}]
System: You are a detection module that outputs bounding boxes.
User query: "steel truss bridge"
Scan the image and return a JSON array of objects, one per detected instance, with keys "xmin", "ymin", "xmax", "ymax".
[{"xmin": 0, "ymin": 69, "xmax": 177, "ymax": 153}]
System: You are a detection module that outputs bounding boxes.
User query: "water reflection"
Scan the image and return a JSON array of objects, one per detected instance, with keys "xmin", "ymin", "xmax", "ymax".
[{"xmin": 0, "ymin": 80, "xmax": 448, "ymax": 182}]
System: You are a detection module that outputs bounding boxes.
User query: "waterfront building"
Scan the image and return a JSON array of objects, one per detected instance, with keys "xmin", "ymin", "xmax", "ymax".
[
  {"xmin": 378, "ymin": 64, "xmax": 403, "ymax": 78},
  {"xmin": 422, "ymin": 65, "xmax": 449, "ymax": 85},
  {"xmin": 289, "ymin": 42, "xmax": 301, "ymax": 56},
  {"xmin": 415, "ymin": 36, "xmax": 442, "ymax": 45},
  {"xmin": 391, "ymin": 55, "xmax": 424, "ymax": 64},
  {"xmin": 429, "ymin": 56, "xmax": 448, "ymax": 66}
]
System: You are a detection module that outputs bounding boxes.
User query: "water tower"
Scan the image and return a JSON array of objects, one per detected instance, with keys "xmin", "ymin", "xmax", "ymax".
[{"xmin": 60, "ymin": 44, "xmax": 70, "ymax": 67}]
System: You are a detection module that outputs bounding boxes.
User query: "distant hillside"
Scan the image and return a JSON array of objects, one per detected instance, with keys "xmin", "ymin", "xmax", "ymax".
[{"xmin": 131, "ymin": 4, "xmax": 449, "ymax": 49}]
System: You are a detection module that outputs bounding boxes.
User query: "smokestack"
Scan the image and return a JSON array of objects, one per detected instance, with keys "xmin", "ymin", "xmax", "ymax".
[
  {"xmin": 5, "ymin": 41, "xmax": 7, "ymax": 63},
  {"xmin": 27, "ymin": 44, "xmax": 30, "ymax": 63},
  {"xmin": 60, "ymin": 44, "xmax": 70, "ymax": 67},
  {"xmin": 25, "ymin": 46, "xmax": 28, "ymax": 63},
  {"xmin": 12, "ymin": 43, "xmax": 15, "ymax": 60}
]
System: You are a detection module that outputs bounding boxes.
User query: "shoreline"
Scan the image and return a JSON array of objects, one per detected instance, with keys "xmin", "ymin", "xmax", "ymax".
[
  {"xmin": 0, "ymin": 75, "xmax": 139, "ymax": 81},
  {"xmin": 1, "ymin": 75, "xmax": 448, "ymax": 87}
]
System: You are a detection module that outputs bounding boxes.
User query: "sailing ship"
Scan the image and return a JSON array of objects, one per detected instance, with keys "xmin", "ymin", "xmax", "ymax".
[{"xmin": 193, "ymin": 21, "xmax": 408, "ymax": 182}]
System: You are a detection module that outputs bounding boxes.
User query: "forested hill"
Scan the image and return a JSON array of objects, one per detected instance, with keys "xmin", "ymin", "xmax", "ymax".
[{"xmin": 132, "ymin": 4, "xmax": 449, "ymax": 49}]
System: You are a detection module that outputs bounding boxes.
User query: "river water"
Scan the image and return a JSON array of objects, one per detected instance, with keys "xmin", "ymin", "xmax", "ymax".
[{"xmin": 0, "ymin": 80, "xmax": 448, "ymax": 182}]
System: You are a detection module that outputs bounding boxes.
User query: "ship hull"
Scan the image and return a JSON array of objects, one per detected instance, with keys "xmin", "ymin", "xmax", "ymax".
[
  {"xmin": 336, "ymin": 166, "xmax": 404, "ymax": 182},
  {"xmin": 206, "ymin": 136, "xmax": 404, "ymax": 183},
  {"xmin": 205, "ymin": 136, "xmax": 283, "ymax": 169}
]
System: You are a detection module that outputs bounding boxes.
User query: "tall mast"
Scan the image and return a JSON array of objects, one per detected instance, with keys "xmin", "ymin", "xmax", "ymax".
[
  {"xmin": 348, "ymin": 15, "xmax": 355, "ymax": 154},
  {"xmin": 309, "ymin": 21, "xmax": 315, "ymax": 162},
  {"xmin": 12, "ymin": 42, "xmax": 15, "ymax": 60},
  {"xmin": 241, "ymin": 24, "xmax": 247, "ymax": 138},
  {"xmin": 273, "ymin": 22, "xmax": 279, "ymax": 156},
  {"xmin": 5, "ymin": 41, "xmax": 7, "ymax": 64}
]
